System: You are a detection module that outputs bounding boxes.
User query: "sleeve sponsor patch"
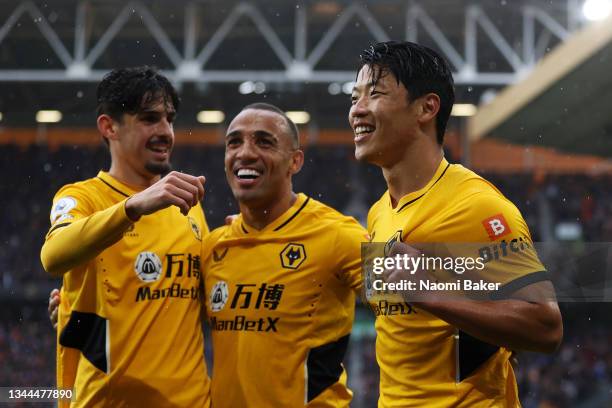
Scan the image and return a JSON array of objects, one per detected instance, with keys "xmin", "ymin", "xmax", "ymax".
[
  {"xmin": 481, "ymin": 213, "xmax": 511, "ymax": 240},
  {"xmin": 51, "ymin": 196, "xmax": 77, "ymax": 224}
]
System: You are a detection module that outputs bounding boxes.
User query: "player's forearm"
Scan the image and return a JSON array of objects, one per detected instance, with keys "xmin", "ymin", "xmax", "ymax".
[
  {"xmin": 40, "ymin": 200, "xmax": 133, "ymax": 277},
  {"xmin": 415, "ymin": 299, "xmax": 563, "ymax": 353}
]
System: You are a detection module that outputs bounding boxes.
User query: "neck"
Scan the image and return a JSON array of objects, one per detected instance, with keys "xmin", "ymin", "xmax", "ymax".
[
  {"xmin": 239, "ymin": 191, "xmax": 297, "ymax": 231},
  {"xmin": 108, "ymin": 161, "xmax": 160, "ymax": 188},
  {"xmin": 382, "ymin": 139, "xmax": 444, "ymax": 208}
]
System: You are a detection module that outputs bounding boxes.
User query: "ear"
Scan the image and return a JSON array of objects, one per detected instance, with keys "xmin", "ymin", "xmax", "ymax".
[
  {"xmin": 97, "ymin": 114, "xmax": 120, "ymax": 142},
  {"xmin": 417, "ymin": 93, "xmax": 441, "ymax": 126},
  {"xmin": 289, "ymin": 149, "xmax": 304, "ymax": 175}
]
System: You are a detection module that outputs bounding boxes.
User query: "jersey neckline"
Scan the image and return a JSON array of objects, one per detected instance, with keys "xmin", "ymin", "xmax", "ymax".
[
  {"xmin": 237, "ymin": 193, "xmax": 310, "ymax": 234},
  {"xmin": 390, "ymin": 158, "xmax": 451, "ymax": 213},
  {"xmin": 96, "ymin": 171, "xmax": 144, "ymax": 197}
]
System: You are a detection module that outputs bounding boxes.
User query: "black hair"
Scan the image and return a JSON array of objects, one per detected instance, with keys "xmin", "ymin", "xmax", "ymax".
[
  {"xmin": 241, "ymin": 103, "xmax": 300, "ymax": 149},
  {"xmin": 96, "ymin": 66, "xmax": 179, "ymax": 122},
  {"xmin": 359, "ymin": 41, "xmax": 455, "ymax": 144}
]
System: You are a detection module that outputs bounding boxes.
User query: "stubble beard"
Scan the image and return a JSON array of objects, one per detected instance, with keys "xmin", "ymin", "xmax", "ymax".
[{"xmin": 145, "ymin": 161, "xmax": 172, "ymax": 176}]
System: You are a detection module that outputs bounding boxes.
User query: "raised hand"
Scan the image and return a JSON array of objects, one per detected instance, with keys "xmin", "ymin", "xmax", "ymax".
[{"xmin": 126, "ymin": 172, "xmax": 206, "ymax": 220}]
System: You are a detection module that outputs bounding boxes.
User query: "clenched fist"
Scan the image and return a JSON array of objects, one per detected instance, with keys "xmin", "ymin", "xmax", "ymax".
[{"xmin": 125, "ymin": 171, "xmax": 206, "ymax": 220}]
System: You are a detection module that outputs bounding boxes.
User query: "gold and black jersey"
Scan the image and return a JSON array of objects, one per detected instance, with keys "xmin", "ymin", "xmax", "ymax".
[
  {"xmin": 367, "ymin": 158, "xmax": 546, "ymax": 408},
  {"xmin": 203, "ymin": 193, "xmax": 365, "ymax": 408},
  {"xmin": 41, "ymin": 171, "xmax": 211, "ymax": 408}
]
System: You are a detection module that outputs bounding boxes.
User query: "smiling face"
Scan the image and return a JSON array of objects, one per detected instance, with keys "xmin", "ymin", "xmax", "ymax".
[
  {"xmin": 349, "ymin": 64, "xmax": 421, "ymax": 168},
  {"xmin": 224, "ymin": 108, "xmax": 303, "ymax": 208},
  {"xmin": 111, "ymin": 98, "xmax": 176, "ymax": 179}
]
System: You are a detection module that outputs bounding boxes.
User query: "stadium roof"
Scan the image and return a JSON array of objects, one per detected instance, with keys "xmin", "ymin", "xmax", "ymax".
[
  {"xmin": 468, "ymin": 14, "xmax": 612, "ymax": 157},
  {"xmin": 0, "ymin": 0, "xmax": 583, "ymax": 129}
]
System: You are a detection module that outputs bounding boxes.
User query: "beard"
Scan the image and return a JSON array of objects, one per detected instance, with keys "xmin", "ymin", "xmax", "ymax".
[{"xmin": 145, "ymin": 161, "xmax": 172, "ymax": 175}]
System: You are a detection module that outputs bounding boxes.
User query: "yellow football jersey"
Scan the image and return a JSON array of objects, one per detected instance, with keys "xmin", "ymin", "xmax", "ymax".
[
  {"xmin": 367, "ymin": 158, "xmax": 546, "ymax": 408},
  {"xmin": 41, "ymin": 171, "xmax": 211, "ymax": 408},
  {"xmin": 202, "ymin": 193, "xmax": 365, "ymax": 408}
]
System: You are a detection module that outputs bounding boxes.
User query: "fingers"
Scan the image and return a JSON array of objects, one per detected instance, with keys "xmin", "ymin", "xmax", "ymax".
[
  {"xmin": 50, "ymin": 308, "xmax": 58, "ymax": 330},
  {"xmin": 163, "ymin": 184, "xmax": 193, "ymax": 215},
  {"xmin": 129, "ymin": 172, "xmax": 206, "ymax": 218},
  {"xmin": 197, "ymin": 176, "xmax": 206, "ymax": 201},
  {"xmin": 164, "ymin": 173, "xmax": 199, "ymax": 207},
  {"xmin": 48, "ymin": 289, "xmax": 60, "ymax": 313},
  {"xmin": 165, "ymin": 172, "xmax": 206, "ymax": 207},
  {"xmin": 388, "ymin": 241, "xmax": 421, "ymax": 257},
  {"xmin": 48, "ymin": 289, "xmax": 60, "ymax": 330}
]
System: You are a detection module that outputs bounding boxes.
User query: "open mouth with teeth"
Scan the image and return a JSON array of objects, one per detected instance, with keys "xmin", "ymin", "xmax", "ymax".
[
  {"xmin": 354, "ymin": 124, "xmax": 375, "ymax": 142},
  {"xmin": 234, "ymin": 168, "xmax": 262, "ymax": 184}
]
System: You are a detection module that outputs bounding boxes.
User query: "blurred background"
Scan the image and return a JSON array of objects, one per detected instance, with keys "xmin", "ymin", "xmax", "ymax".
[{"xmin": 1, "ymin": 0, "xmax": 612, "ymax": 406}]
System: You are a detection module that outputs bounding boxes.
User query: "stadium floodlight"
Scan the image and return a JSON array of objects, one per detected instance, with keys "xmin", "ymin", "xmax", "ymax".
[
  {"xmin": 342, "ymin": 81, "xmax": 355, "ymax": 95},
  {"xmin": 328, "ymin": 83, "xmax": 342, "ymax": 95},
  {"xmin": 253, "ymin": 81, "xmax": 266, "ymax": 94},
  {"xmin": 197, "ymin": 110, "xmax": 225, "ymax": 124},
  {"xmin": 582, "ymin": 0, "xmax": 612, "ymax": 21},
  {"xmin": 239, "ymin": 81, "xmax": 255, "ymax": 94},
  {"xmin": 285, "ymin": 111, "xmax": 310, "ymax": 124},
  {"xmin": 36, "ymin": 110, "xmax": 62, "ymax": 123},
  {"xmin": 451, "ymin": 104, "xmax": 477, "ymax": 117}
]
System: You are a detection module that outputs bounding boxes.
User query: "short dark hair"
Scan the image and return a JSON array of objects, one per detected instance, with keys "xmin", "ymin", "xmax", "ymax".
[
  {"xmin": 241, "ymin": 103, "xmax": 299, "ymax": 149},
  {"xmin": 358, "ymin": 41, "xmax": 455, "ymax": 144},
  {"xmin": 96, "ymin": 66, "xmax": 179, "ymax": 121}
]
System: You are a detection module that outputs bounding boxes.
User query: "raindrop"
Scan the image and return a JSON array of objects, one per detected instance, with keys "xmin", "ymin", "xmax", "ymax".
[
  {"xmin": 44, "ymin": 163, "xmax": 52, "ymax": 172},
  {"xmin": 467, "ymin": 86, "xmax": 473, "ymax": 92},
  {"xmin": 76, "ymin": 91, "xmax": 83, "ymax": 98}
]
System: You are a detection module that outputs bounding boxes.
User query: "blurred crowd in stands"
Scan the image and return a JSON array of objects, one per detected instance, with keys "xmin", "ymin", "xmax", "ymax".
[{"xmin": 1, "ymin": 143, "xmax": 611, "ymax": 407}]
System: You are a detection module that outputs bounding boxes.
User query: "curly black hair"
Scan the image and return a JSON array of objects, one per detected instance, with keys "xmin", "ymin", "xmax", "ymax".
[{"xmin": 96, "ymin": 66, "xmax": 179, "ymax": 121}]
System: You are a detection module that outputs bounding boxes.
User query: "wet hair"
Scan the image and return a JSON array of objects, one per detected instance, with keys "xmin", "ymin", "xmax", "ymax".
[
  {"xmin": 96, "ymin": 66, "xmax": 179, "ymax": 122},
  {"xmin": 241, "ymin": 103, "xmax": 300, "ymax": 149},
  {"xmin": 358, "ymin": 41, "xmax": 455, "ymax": 144}
]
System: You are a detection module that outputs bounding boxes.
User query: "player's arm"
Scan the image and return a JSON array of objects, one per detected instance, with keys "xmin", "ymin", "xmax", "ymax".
[
  {"xmin": 415, "ymin": 280, "xmax": 562, "ymax": 354},
  {"xmin": 385, "ymin": 190, "xmax": 563, "ymax": 353},
  {"xmin": 385, "ymin": 242, "xmax": 562, "ymax": 353},
  {"xmin": 41, "ymin": 172, "xmax": 205, "ymax": 277},
  {"xmin": 334, "ymin": 217, "xmax": 369, "ymax": 292}
]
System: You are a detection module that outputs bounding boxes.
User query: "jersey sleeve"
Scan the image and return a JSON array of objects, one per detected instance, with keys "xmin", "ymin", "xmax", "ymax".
[
  {"xmin": 449, "ymin": 191, "xmax": 548, "ymax": 295},
  {"xmin": 40, "ymin": 184, "xmax": 133, "ymax": 276},
  {"xmin": 333, "ymin": 217, "xmax": 369, "ymax": 292}
]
